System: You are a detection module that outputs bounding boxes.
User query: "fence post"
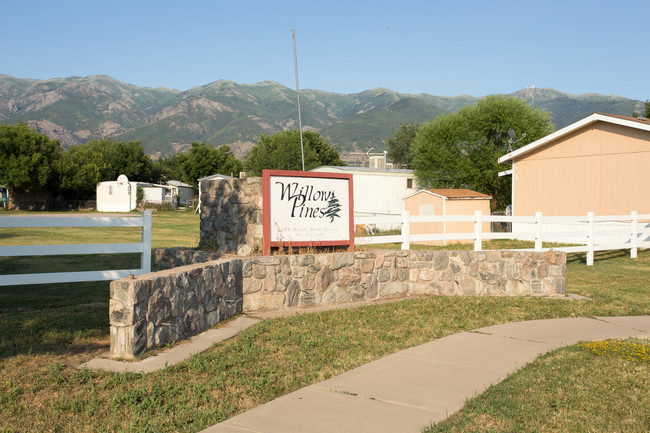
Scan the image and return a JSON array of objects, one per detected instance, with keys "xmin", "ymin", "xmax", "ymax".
[
  {"xmin": 141, "ymin": 210, "xmax": 152, "ymax": 273},
  {"xmin": 474, "ymin": 210, "xmax": 482, "ymax": 251},
  {"xmin": 401, "ymin": 210, "xmax": 410, "ymax": 250},
  {"xmin": 631, "ymin": 211, "xmax": 638, "ymax": 259},
  {"xmin": 587, "ymin": 211, "xmax": 594, "ymax": 266},
  {"xmin": 535, "ymin": 212, "xmax": 543, "ymax": 251}
]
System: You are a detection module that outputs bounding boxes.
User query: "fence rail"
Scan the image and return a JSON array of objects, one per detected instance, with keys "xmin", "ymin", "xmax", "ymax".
[
  {"xmin": 354, "ymin": 211, "xmax": 650, "ymax": 265},
  {"xmin": 0, "ymin": 211, "xmax": 152, "ymax": 286}
]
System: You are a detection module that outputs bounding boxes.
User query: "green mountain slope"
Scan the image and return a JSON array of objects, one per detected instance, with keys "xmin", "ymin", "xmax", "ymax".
[
  {"xmin": 0, "ymin": 75, "xmax": 645, "ymax": 159},
  {"xmin": 322, "ymin": 97, "xmax": 444, "ymax": 153}
]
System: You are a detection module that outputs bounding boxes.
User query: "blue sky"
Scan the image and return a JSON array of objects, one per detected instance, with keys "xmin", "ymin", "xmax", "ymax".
[{"xmin": 2, "ymin": 0, "xmax": 648, "ymax": 100}]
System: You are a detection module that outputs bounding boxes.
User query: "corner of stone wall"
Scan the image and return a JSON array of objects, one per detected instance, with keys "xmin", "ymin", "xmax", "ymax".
[
  {"xmin": 109, "ymin": 258, "xmax": 243, "ymax": 359},
  {"xmin": 199, "ymin": 177, "xmax": 263, "ymax": 256}
]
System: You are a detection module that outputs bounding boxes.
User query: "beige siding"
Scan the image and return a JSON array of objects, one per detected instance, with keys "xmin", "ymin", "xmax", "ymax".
[
  {"xmin": 447, "ymin": 199, "xmax": 491, "ymax": 237},
  {"xmin": 513, "ymin": 121, "xmax": 650, "ymax": 216},
  {"xmin": 405, "ymin": 192, "xmax": 444, "ymax": 245},
  {"xmin": 405, "ymin": 192, "xmax": 490, "ymax": 245}
]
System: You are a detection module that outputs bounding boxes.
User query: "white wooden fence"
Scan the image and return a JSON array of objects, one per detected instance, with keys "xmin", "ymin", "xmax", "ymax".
[
  {"xmin": 0, "ymin": 211, "xmax": 152, "ymax": 286},
  {"xmin": 355, "ymin": 211, "xmax": 650, "ymax": 266}
]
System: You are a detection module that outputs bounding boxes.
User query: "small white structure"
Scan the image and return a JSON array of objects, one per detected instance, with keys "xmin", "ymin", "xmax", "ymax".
[
  {"xmin": 96, "ymin": 175, "xmax": 137, "ymax": 212},
  {"xmin": 141, "ymin": 185, "xmax": 166, "ymax": 204},
  {"xmin": 166, "ymin": 180, "xmax": 195, "ymax": 205},
  {"xmin": 310, "ymin": 166, "xmax": 417, "ymax": 217}
]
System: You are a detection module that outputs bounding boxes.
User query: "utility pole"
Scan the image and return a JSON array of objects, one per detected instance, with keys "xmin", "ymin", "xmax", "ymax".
[{"xmin": 292, "ymin": 29, "xmax": 305, "ymax": 171}]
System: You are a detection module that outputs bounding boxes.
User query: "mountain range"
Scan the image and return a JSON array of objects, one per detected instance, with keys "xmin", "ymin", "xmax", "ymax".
[{"xmin": 0, "ymin": 74, "xmax": 645, "ymax": 162}]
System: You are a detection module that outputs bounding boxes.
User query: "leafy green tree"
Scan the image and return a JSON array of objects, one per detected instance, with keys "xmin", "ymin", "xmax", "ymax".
[
  {"xmin": 152, "ymin": 154, "xmax": 188, "ymax": 183},
  {"xmin": 181, "ymin": 142, "xmax": 243, "ymax": 188},
  {"xmin": 55, "ymin": 138, "xmax": 155, "ymax": 198},
  {"xmin": 95, "ymin": 139, "xmax": 155, "ymax": 183},
  {"xmin": 244, "ymin": 130, "xmax": 345, "ymax": 176},
  {"xmin": 0, "ymin": 122, "xmax": 62, "ymax": 192},
  {"xmin": 56, "ymin": 144, "xmax": 103, "ymax": 198},
  {"xmin": 386, "ymin": 122, "xmax": 420, "ymax": 168},
  {"xmin": 412, "ymin": 95, "xmax": 554, "ymax": 210}
]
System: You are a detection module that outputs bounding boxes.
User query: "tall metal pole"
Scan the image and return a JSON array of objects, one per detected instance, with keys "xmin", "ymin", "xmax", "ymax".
[{"xmin": 292, "ymin": 29, "xmax": 305, "ymax": 171}]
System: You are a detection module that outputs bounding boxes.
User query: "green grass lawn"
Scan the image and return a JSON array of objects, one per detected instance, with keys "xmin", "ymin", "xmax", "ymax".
[
  {"xmin": 0, "ymin": 211, "xmax": 649, "ymax": 432},
  {"xmin": 423, "ymin": 338, "xmax": 650, "ymax": 433}
]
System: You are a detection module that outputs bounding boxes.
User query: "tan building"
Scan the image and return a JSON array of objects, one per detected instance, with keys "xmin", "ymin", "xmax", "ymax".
[
  {"xmin": 499, "ymin": 113, "xmax": 650, "ymax": 216},
  {"xmin": 404, "ymin": 189, "xmax": 491, "ymax": 245}
]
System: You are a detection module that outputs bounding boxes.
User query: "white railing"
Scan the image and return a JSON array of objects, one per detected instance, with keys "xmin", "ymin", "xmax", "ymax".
[
  {"xmin": 0, "ymin": 211, "xmax": 152, "ymax": 286},
  {"xmin": 355, "ymin": 211, "xmax": 650, "ymax": 265}
]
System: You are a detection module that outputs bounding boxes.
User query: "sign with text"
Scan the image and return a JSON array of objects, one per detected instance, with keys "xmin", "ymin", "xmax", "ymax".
[{"xmin": 263, "ymin": 170, "xmax": 354, "ymax": 254}]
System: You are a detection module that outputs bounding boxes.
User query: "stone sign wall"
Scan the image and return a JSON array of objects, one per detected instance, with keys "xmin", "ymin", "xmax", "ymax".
[
  {"xmin": 111, "ymin": 249, "xmax": 566, "ymax": 358},
  {"xmin": 199, "ymin": 178, "xmax": 263, "ymax": 256},
  {"xmin": 242, "ymin": 250, "xmax": 566, "ymax": 311}
]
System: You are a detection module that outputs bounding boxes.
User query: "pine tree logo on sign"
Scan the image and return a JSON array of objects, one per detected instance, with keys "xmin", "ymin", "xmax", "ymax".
[{"xmin": 324, "ymin": 193, "xmax": 341, "ymax": 223}]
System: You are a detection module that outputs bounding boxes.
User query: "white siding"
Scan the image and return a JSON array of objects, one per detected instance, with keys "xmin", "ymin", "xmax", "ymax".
[
  {"xmin": 310, "ymin": 167, "xmax": 416, "ymax": 215},
  {"xmin": 142, "ymin": 187, "xmax": 165, "ymax": 204},
  {"xmin": 96, "ymin": 181, "xmax": 137, "ymax": 212}
]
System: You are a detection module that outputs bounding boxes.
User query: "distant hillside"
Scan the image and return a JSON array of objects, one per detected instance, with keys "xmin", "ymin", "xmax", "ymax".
[
  {"xmin": 321, "ymin": 97, "xmax": 444, "ymax": 155},
  {"xmin": 0, "ymin": 74, "xmax": 645, "ymax": 159},
  {"xmin": 509, "ymin": 87, "xmax": 642, "ymax": 127}
]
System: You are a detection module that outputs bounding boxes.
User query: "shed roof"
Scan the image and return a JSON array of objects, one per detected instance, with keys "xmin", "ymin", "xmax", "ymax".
[
  {"xmin": 499, "ymin": 112, "xmax": 650, "ymax": 164},
  {"xmin": 404, "ymin": 188, "xmax": 491, "ymax": 200}
]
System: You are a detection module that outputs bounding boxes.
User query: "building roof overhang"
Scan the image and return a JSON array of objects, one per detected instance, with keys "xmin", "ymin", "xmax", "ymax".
[{"xmin": 498, "ymin": 113, "xmax": 650, "ymax": 164}]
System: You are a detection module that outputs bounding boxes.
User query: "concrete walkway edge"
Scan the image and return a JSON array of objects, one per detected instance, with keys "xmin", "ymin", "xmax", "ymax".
[
  {"xmin": 200, "ymin": 315, "xmax": 650, "ymax": 433},
  {"xmin": 81, "ymin": 316, "xmax": 260, "ymax": 373}
]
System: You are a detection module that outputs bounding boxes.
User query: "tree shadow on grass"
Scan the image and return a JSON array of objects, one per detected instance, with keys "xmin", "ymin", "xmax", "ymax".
[
  {"xmin": 567, "ymin": 249, "xmax": 629, "ymax": 265},
  {"xmin": 0, "ymin": 281, "xmax": 110, "ymax": 360}
]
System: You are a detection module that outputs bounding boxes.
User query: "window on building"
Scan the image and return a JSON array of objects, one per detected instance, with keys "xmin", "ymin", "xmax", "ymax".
[
  {"xmin": 407, "ymin": 178, "xmax": 413, "ymax": 189},
  {"xmin": 419, "ymin": 203, "xmax": 435, "ymax": 215},
  {"xmin": 109, "ymin": 186, "xmax": 113, "ymax": 195}
]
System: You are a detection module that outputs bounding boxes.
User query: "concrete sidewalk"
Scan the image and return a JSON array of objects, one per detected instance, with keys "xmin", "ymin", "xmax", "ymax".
[{"xmin": 201, "ymin": 315, "xmax": 650, "ymax": 433}]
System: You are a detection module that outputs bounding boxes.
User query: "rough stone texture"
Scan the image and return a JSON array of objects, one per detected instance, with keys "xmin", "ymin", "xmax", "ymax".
[
  {"xmin": 199, "ymin": 178, "xmax": 263, "ymax": 255},
  {"xmin": 154, "ymin": 247, "xmax": 221, "ymax": 271},
  {"xmin": 242, "ymin": 250, "xmax": 567, "ymax": 311},
  {"xmin": 110, "ymin": 258, "xmax": 242, "ymax": 359},
  {"xmin": 111, "ymin": 249, "xmax": 566, "ymax": 358}
]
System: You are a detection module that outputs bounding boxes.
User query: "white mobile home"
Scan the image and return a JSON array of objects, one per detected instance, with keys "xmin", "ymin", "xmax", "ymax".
[
  {"xmin": 167, "ymin": 180, "xmax": 195, "ymax": 205},
  {"xmin": 310, "ymin": 166, "xmax": 417, "ymax": 217}
]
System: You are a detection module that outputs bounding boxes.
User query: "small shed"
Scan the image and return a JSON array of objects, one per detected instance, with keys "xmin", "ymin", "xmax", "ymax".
[
  {"xmin": 404, "ymin": 189, "xmax": 491, "ymax": 245},
  {"xmin": 96, "ymin": 178, "xmax": 137, "ymax": 212}
]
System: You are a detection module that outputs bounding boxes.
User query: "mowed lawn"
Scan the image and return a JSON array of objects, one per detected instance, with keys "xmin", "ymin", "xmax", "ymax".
[{"xmin": 0, "ymin": 210, "xmax": 649, "ymax": 433}]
